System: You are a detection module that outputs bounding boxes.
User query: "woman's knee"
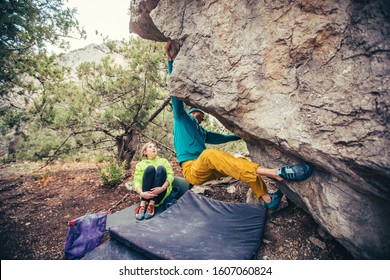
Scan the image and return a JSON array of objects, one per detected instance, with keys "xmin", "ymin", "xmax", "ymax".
[
  {"xmin": 144, "ymin": 166, "xmax": 156, "ymax": 176},
  {"xmin": 154, "ymin": 166, "xmax": 167, "ymax": 185},
  {"xmin": 156, "ymin": 165, "xmax": 166, "ymax": 175}
]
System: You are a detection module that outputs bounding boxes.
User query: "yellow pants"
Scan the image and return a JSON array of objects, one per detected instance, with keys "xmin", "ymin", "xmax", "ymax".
[{"xmin": 181, "ymin": 149, "xmax": 268, "ymax": 199}]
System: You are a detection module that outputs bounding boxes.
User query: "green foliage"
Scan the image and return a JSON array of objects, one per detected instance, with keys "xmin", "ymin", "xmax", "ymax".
[
  {"xmin": 0, "ymin": 0, "xmax": 83, "ymax": 162},
  {"xmin": 98, "ymin": 160, "xmax": 126, "ymax": 188},
  {"xmin": 0, "ymin": 106, "xmax": 23, "ymax": 135},
  {"xmin": 43, "ymin": 39, "xmax": 168, "ymax": 163},
  {"xmin": 0, "ymin": 0, "xmax": 84, "ymax": 96},
  {"xmin": 74, "ymin": 38, "xmax": 167, "ymax": 131},
  {"xmin": 17, "ymin": 126, "xmax": 72, "ymax": 160},
  {"xmin": 10, "ymin": 38, "xmax": 171, "ymax": 166},
  {"xmin": 0, "ymin": 53, "xmax": 70, "ymax": 156}
]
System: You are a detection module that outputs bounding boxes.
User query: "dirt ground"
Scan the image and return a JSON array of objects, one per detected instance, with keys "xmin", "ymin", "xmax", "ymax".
[{"xmin": 0, "ymin": 161, "xmax": 353, "ymax": 260}]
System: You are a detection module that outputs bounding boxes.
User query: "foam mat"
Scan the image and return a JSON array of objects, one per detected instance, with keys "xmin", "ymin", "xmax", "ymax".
[{"xmin": 109, "ymin": 191, "xmax": 267, "ymax": 260}]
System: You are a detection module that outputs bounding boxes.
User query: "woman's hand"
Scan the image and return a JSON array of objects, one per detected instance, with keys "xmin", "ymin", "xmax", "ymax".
[
  {"xmin": 140, "ymin": 191, "xmax": 156, "ymax": 200},
  {"xmin": 150, "ymin": 187, "xmax": 164, "ymax": 195}
]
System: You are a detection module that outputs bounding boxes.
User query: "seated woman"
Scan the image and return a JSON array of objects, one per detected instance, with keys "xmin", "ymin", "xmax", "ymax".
[{"xmin": 132, "ymin": 142, "xmax": 174, "ymax": 220}]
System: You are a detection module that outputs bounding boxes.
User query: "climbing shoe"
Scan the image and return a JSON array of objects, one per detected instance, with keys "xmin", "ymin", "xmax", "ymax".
[
  {"xmin": 277, "ymin": 163, "xmax": 313, "ymax": 181},
  {"xmin": 144, "ymin": 204, "xmax": 155, "ymax": 219},
  {"xmin": 135, "ymin": 205, "xmax": 145, "ymax": 220},
  {"xmin": 264, "ymin": 190, "xmax": 283, "ymax": 211}
]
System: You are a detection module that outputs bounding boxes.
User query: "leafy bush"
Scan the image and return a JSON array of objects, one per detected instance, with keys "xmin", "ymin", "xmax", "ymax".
[{"xmin": 98, "ymin": 160, "xmax": 126, "ymax": 188}]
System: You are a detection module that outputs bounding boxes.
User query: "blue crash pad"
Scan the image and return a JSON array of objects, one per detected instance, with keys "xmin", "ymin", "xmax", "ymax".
[
  {"xmin": 81, "ymin": 239, "xmax": 149, "ymax": 260},
  {"xmin": 109, "ymin": 191, "xmax": 267, "ymax": 260}
]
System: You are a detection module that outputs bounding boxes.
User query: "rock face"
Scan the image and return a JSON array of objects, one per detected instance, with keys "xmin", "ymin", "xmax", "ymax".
[{"xmin": 130, "ymin": 0, "xmax": 390, "ymax": 259}]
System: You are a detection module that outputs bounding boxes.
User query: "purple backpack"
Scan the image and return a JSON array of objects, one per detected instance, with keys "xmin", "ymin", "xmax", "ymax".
[{"xmin": 64, "ymin": 211, "xmax": 108, "ymax": 259}]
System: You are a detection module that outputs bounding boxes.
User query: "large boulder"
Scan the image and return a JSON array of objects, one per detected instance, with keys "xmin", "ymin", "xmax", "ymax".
[{"xmin": 130, "ymin": 0, "xmax": 390, "ymax": 259}]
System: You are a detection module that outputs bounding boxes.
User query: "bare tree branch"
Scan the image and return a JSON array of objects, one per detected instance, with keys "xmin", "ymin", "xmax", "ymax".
[
  {"xmin": 147, "ymin": 96, "xmax": 170, "ymax": 123},
  {"xmin": 108, "ymin": 193, "xmax": 131, "ymax": 212}
]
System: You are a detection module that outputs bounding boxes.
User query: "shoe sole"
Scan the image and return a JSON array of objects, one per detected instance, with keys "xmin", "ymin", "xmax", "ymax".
[{"xmin": 144, "ymin": 212, "xmax": 155, "ymax": 219}]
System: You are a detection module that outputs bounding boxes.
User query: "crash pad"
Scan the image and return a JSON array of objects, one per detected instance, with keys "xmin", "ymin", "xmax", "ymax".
[
  {"xmin": 109, "ymin": 191, "xmax": 267, "ymax": 260},
  {"xmin": 82, "ymin": 239, "xmax": 149, "ymax": 260}
]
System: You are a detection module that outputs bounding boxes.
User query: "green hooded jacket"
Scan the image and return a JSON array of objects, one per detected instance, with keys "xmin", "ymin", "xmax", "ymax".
[{"xmin": 171, "ymin": 96, "xmax": 241, "ymax": 165}]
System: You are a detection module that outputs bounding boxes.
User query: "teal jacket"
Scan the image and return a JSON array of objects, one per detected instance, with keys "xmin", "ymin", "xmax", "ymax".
[
  {"xmin": 171, "ymin": 96, "xmax": 241, "ymax": 165},
  {"xmin": 133, "ymin": 156, "xmax": 174, "ymax": 207}
]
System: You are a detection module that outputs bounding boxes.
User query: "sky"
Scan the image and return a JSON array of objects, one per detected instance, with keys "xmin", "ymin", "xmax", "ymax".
[{"xmin": 49, "ymin": 0, "xmax": 132, "ymax": 53}]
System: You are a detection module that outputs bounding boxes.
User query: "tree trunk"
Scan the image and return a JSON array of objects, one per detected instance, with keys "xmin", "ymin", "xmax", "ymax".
[
  {"xmin": 8, "ymin": 135, "xmax": 21, "ymax": 162},
  {"xmin": 116, "ymin": 129, "xmax": 140, "ymax": 169}
]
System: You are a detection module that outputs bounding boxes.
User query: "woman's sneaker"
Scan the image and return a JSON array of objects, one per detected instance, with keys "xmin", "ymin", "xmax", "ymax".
[
  {"xmin": 135, "ymin": 205, "xmax": 145, "ymax": 220},
  {"xmin": 145, "ymin": 204, "xmax": 155, "ymax": 219}
]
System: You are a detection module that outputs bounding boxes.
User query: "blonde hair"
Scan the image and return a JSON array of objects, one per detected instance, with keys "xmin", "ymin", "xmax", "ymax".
[{"xmin": 140, "ymin": 142, "xmax": 156, "ymax": 158}]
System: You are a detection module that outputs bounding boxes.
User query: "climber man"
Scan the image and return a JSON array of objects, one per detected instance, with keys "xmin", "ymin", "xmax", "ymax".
[{"xmin": 170, "ymin": 96, "xmax": 313, "ymax": 210}]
